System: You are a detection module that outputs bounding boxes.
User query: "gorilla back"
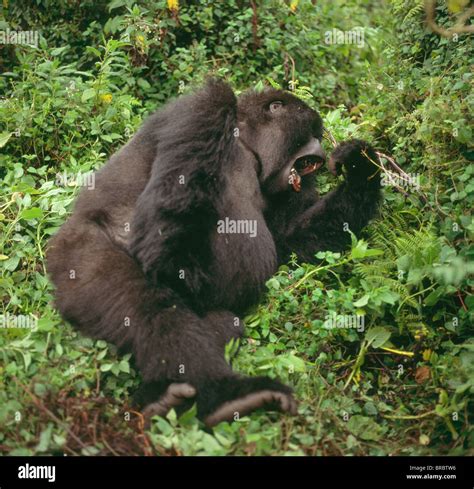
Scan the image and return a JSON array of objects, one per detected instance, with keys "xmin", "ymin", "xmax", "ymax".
[{"xmin": 47, "ymin": 79, "xmax": 381, "ymax": 426}]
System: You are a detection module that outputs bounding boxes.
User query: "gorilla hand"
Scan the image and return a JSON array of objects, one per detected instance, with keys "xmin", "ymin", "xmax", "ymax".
[{"xmin": 328, "ymin": 139, "xmax": 381, "ymax": 187}]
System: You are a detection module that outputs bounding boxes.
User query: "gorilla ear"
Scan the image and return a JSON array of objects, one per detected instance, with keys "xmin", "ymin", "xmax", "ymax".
[{"xmin": 130, "ymin": 79, "xmax": 238, "ymax": 275}]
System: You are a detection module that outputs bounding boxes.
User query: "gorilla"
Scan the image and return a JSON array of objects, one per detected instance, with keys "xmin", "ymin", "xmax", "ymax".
[{"xmin": 47, "ymin": 79, "xmax": 382, "ymax": 427}]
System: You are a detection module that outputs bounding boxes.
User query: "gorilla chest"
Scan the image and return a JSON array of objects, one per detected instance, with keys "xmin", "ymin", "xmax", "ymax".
[{"xmin": 210, "ymin": 214, "xmax": 277, "ymax": 310}]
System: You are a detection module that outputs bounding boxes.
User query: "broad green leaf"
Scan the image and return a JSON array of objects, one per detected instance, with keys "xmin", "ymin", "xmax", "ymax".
[
  {"xmin": 353, "ymin": 294, "xmax": 370, "ymax": 307},
  {"xmin": 365, "ymin": 326, "xmax": 391, "ymax": 348},
  {"xmin": 81, "ymin": 88, "xmax": 96, "ymax": 102},
  {"xmin": 0, "ymin": 132, "xmax": 13, "ymax": 148},
  {"xmin": 20, "ymin": 207, "xmax": 43, "ymax": 220},
  {"xmin": 347, "ymin": 415, "xmax": 386, "ymax": 441}
]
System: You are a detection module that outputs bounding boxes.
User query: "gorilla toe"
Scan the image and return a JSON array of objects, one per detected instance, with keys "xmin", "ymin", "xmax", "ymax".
[{"xmin": 142, "ymin": 383, "xmax": 196, "ymax": 427}]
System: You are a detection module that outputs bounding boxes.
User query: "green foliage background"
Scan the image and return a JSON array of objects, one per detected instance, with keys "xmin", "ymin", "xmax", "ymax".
[{"xmin": 0, "ymin": 0, "xmax": 472, "ymax": 455}]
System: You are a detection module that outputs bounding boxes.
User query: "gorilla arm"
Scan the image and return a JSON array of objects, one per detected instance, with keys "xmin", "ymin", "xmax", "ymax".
[
  {"xmin": 273, "ymin": 139, "xmax": 382, "ymax": 263},
  {"xmin": 129, "ymin": 79, "xmax": 238, "ymax": 296}
]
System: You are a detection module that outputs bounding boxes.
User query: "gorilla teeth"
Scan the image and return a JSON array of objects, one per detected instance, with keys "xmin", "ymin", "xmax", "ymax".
[
  {"xmin": 295, "ymin": 156, "xmax": 321, "ymax": 174},
  {"xmin": 289, "ymin": 157, "xmax": 322, "ymax": 192},
  {"xmin": 289, "ymin": 168, "xmax": 302, "ymax": 192},
  {"xmin": 300, "ymin": 162, "xmax": 318, "ymax": 175}
]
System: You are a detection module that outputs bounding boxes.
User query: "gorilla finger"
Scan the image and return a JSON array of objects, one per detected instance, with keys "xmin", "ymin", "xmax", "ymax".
[
  {"xmin": 274, "ymin": 392, "xmax": 298, "ymax": 415},
  {"xmin": 288, "ymin": 396, "xmax": 299, "ymax": 415},
  {"xmin": 142, "ymin": 383, "xmax": 196, "ymax": 426},
  {"xmin": 275, "ymin": 392, "xmax": 290, "ymax": 412},
  {"xmin": 328, "ymin": 156, "xmax": 342, "ymax": 176},
  {"xmin": 166, "ymin": 382, "xmax": 197, "ymax": 401}
]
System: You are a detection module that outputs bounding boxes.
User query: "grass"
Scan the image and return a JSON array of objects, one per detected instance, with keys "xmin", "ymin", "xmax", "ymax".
[{"xmin": 0, "ymin": 0, "xmax": 472, "ymax": 456}]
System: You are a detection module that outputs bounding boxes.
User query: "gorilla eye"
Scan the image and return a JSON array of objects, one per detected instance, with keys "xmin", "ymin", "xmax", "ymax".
[{"xmin": 269, "ymin": 101, "xmax": 283, "ymax": 113}]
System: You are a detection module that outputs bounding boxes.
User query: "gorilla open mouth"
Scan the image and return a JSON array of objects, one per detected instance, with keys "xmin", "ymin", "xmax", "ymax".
[
  {"xmin": 288, "ymin": 138, "xmax": 326, "ymax": 192},
  {"xmin": 290, "ymin": 155, "xmax": 325, "ymax": 192}
]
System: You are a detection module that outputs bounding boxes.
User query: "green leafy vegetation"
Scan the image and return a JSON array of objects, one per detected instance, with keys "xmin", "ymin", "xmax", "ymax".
[{"xmin": 0, "ymin": 0, "xmax": 472, "ymax": 455}]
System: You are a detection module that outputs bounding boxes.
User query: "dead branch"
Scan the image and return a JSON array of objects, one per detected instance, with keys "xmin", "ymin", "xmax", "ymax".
[{"xmin": 425, "ymin": 0, "xmax": 474, "ymax": 37}]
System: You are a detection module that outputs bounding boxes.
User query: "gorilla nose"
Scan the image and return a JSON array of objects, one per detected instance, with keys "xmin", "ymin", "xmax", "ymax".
[
  {"xmin": 308, "ymin": 138, "xmax": 326, "ymax": 162},
  {"xmin": 293, "ymin": 137, "xmax": 326, "ymax": 164}
]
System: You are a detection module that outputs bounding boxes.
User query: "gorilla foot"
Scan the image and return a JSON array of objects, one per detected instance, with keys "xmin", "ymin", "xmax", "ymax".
[
  {"xmin": 197, "ymin": 376, "xmax": 298, "ymax": 427},
  {"xmin": 142, "ymin": 383, "xmax": 196, "ymax": 427},
  {"xmin": 204, "ymin": 389, "xmax": 298, "ymax": 427}
]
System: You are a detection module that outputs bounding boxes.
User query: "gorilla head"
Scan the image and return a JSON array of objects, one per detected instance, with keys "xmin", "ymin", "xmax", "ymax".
[
  {"xmin": 236, "ymin": 88, "xmax": 326, "ymax": 194},
  {"xmin": 47, "ymin": 78, "xmax": 381, "ymax": 427}
]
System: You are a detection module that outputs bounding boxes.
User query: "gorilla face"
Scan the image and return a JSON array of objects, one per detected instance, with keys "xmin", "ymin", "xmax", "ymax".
[{"xmin": 237, "ymin": 88, "xmax": 326, "ymax": 194}]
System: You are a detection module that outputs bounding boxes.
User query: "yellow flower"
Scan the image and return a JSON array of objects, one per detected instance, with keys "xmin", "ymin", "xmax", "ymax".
[
  {"xmin": 136, "ymin": 34, "xmax": 145, "ymax": 48},
  {"xmin": 354, "ymin": 370, "xmax": 361, "ymax": 384},
  {"xmin": 422, "ymin": 349, "xmax": 432, "ymax": 361},
  {"xmin": 100, "ymin": 93, "xmax": 113, "ymax": 104},
  {"xmin": 447, "ymin": 0, "xmax": 469, "ymax": 14},
  {"xmin": 167, "ymin": 0, "xmax": 179, "ymax": 11},
  {"xmin": 290, "ymin": 0, "xmax": 299, "ymax": 12}
]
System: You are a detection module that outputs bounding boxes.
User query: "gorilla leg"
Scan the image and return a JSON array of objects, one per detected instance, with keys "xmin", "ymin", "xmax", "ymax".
[
  {"xmin": 134, "ymin": 306, "xmax": 297, "ymax": 427},
  {"xmin": 47, "ymin": 219, "xmax": 296, "ymax": 426}
]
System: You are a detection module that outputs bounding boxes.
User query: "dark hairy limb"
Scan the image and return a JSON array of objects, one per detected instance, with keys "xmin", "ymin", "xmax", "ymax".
[
  {"xmin": 198, "ymin": 376, "xmax": 298, "ymax": 427},
  {"xmin": 129, "ymin": 79, "xmax": 239, "ymax": 300},
  {"xmin": 48, "ymin": 209, "xmax": 294, "ymax": 425},
  {"xmin": 274, "ymin": 139, "xmax": 382, "ymax": 262}
]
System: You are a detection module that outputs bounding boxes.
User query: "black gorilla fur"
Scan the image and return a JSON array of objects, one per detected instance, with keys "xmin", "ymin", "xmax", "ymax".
[{"xmin": 47, "ymin": 79, "xmax": 382, "ymax": 426}]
